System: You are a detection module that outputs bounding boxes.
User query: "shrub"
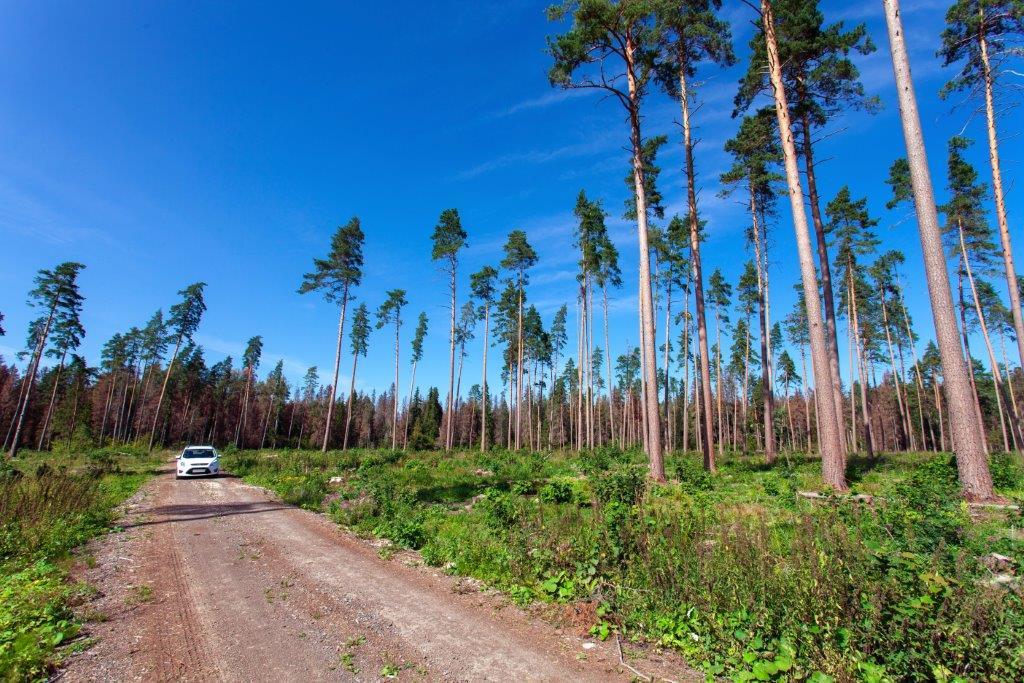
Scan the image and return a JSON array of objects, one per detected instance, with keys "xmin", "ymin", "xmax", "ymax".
[
  {"xmin": 591, "ymin": 465, "xmax": 646, "ymax": 507},
  {"xmin": 538, "ymin": 477, "xmax": 582, "ymax": 504}
]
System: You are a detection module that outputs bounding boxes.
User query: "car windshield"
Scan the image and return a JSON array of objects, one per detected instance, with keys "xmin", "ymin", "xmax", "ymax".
[{"xmin": 182, "ymin": 449, "xmax": 215, "ymax": 459}]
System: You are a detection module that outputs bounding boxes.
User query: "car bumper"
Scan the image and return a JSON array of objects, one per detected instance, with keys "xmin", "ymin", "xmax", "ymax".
[{"xmin": 177, "ymin": 465, "xmax": 221, "ymax": 477}]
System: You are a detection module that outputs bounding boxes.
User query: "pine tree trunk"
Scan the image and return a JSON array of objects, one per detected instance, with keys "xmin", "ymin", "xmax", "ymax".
[
  {"xmin": 880, "ymin": 299, "xmax": 913, "ymax": 450},
  {"xmin": 444, "ymin": 269, "xmax": 457, "ymax": 452},
  {"xmin": 960, "ymin": 222, "xmax": 1022, "ymax": 451},
  {"xmin": 404, "ymin": 360, "xmax": 418, "ymax": 450},
  {"xmin": 626, "ymin": 29, "xmax": 663, "ymax": 479},
  {"xmin": 715, "ymin": 311, "xmax": 725, "ymax": 457},
  {"xmin": 751, "ymin": 192, "xmax": 777, "ymax": 463},
  {"xmin": 37, "ymin": 350, "xmax": 67, "ymax": 450},
  {"xmin": 516, "ymin": 276, "xmax": 524, "ymax": 451},
  {"xmin": 343, "ymin": 352, "xmax": 359, "ymax": 451},
  {"xmin": 148, "ymin": 334, "xmax": 183, "ymax": 453},
  {"xmin": 480, "ymin": 305, "xmax": 490, "ymax": 452},
  {"xmin": 884, "ymin": 0, "xmax": 994, "ymax": 498},
  {"xmin": 849, "ymin": 274, "xmax": 876, "ymax": 459},
  {"xmin": 762, "ymin": 0, "xmax": 846, "ymax": 489},
  {"xmin": 798, "ymin": 96, "xmax": 848, "ymax": 461},
  {"xmin": 8, "ymin": 305, "xmax": 56, "ymax": 458},
  {"xmin": 322, "ymin": 293, "xmax": 350, "ymax": 452},
  {"xmin": 679, "ymin": 71, "xmax": 715, "ymax": 469},
  {"xmin": 602, "ymin": 287, "xmax": 615, "ymax": 446},
  {"xmin": 392, "ymin": 318, "xmax": 401, "ymax": 450}
]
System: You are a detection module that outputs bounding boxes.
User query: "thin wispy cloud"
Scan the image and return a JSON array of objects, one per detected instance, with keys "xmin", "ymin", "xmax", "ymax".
[
  {"xmin": 453, "ymin": 133, "xmax": 618, "ymax": 181},
  {"xmin": 493, "ymin": 88, "xmax": 596, "ymax": 118}
]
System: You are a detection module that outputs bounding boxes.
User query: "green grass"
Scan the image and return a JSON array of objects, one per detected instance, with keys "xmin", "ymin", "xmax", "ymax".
[
  {"xmin": 225, "ymin": 446, "xmax": 1024, "ymax": 681},
  {"xmin": 0, "ymin": 446, "xmax": 161, "ymax": 681}
]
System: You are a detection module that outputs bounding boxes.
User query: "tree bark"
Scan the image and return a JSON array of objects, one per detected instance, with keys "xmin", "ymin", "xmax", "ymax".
[{"xmin": 883, "ymin": 0, "xmax": 994, "ymax": 500}]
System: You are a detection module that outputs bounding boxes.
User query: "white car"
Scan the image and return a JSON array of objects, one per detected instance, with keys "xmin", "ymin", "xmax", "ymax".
[{"xmin": 176, "ymin": 446, "xmax": 222, "ymax": 479}]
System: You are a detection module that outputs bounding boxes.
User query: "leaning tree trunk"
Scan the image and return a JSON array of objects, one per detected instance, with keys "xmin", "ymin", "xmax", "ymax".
[
  {"xmin": 680, "ymin": 69, "xmax": 716, "ymax": 471},
  {"xmin": 960, "ymin": 222, "xmax": 1023, "ymax": 451},
  {"xmin": 322, "ymin": 292, "xmax": 350, "ymax": 452},
  {"xmin": 762, "ymin": 0, "xmax": 846, "ymax": 490},
  {"xmin": 978, "ymin": 13, "xmax": 1024, "ymax": 376},
  {"xmin": 37, "ymin": 349, "xmax": 67, "ymax": 450},
  {"xmin": 882, "ymin": 0, "xmax": 995, "ymax": 500},
  {"xmin": 148, "ymin": 333, "xmax": 184, "ymax": 453},
  {"xmin": 7, "ymin": 306, "xmax": 55, "ymax": 458}
]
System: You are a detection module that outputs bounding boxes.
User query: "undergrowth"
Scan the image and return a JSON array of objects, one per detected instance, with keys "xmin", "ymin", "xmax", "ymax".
[
  {"xmin": 0, "ymin": 447, "xmax": 158, "ymax": 680},
  {"xmin": 225, "ymin": 446, "xmax": 1024, "ymax": 681}
]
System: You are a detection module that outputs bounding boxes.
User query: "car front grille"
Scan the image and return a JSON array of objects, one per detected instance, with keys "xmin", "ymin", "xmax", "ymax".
[{"xmin": 188, "ymin": 468, "xmax": 210, "ymax": 474}]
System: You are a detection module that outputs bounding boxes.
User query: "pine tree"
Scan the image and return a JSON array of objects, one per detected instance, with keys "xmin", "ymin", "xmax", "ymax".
[
  {"xmin": 235, "ymin": 335, "xmax": 263, "ymax": 448},
  {"xmin": 656, "ymin": 0, "xmax": 735, "ymax": 471},
  {"xmin": 376, "ymin": 289, "xmax": 408, "ymax": 450},
  {"xmin": 737, "ymin": 0, "xmax": 878, "ymax": 455},
  {"xmin": 940, "ymin": 0, "xmax": 1024, "ymax": 374},
  {"xmin": 8, "ymin": 262, "xmax": 85, "ymax": 458},
  {"xmin": 299, "ymin": 217, "xmax": 364, "ymax": 452},
  {"xmin": 404, "ymin": 312, "xmax": 429, "ymax": 449},
  {"xmin": 36, "ymin": 267, "xmax": 86, "ymax": 450},
  {"xmin": 721, "ymin": 107, "xmax": 783, "ymax": 464},
  {"xmin": 827, "ymin": 187, "xmax": 881, "ymax": 458},
  {"xmin": 941, "ymin": 135, "xmax": 1021, "ymax": 452},
  {"xmin": 547, "ymin": 0, "xmax": 665, "ymax": 478},
  {"xmin": 470, "ymin": 265, "xmax": 499, "ymax": 451},
  {"xmin": 754, "ymin": 0, "xmax": 846, "ymax": 490},
  {"xmin": 343, "ymin": 305, "xmax": 369, "ymax": 450},
  {"xmin": 500, "ymin": 230, "xmax": 537, "ymax": 450},
  {"xmin": 708, "ymin": 269, "xmax": 732, "ymax": 456},
  {"xmin": 431, "ymin": 208, "xmax": 468, "ymax": 452}
]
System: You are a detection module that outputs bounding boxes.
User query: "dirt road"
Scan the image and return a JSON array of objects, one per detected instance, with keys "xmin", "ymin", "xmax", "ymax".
[{"xmin": 62, "ymin": 469, "xmax": 689, "ymax": 682}]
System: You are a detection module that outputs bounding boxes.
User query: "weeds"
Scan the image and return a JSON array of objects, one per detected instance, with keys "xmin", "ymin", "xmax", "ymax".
[
  {"xmin": 0, "ymin": 449, "xmax": 157, "ymax": 680},
  {"xmin": 225, "ymin": 447, "xmax": 1024, "ymax": 680}
]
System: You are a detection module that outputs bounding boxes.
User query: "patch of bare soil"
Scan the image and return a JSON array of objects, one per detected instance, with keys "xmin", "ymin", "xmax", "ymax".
[{"xmin": 61, "ymin": 468, "xmax": 700, "ymax": 682}]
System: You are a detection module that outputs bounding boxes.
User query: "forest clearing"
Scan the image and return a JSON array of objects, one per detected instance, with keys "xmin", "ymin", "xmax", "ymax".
[{"xmin": 3, "ymin": 0, "xmax": 1024, "ymax": 680}]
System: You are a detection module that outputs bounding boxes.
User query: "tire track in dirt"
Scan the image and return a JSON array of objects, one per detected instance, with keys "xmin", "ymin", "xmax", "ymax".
[{"xmin": 64, "ymin": 469, "xmax": 698, "ymax": 682}]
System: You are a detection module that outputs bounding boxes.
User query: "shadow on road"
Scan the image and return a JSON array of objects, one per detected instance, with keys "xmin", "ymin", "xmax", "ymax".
[{"xmin": 124, "ymin": 501, "xmax": 290, "ymax": 528}]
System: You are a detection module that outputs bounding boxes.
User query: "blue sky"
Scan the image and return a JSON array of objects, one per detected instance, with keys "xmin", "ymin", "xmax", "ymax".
[{"xmin": 1, "ymin": 0, "xmax": 1020, "ymax": 397}]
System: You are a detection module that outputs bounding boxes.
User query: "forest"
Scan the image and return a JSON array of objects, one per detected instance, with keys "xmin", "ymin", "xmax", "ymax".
[{"xmin": 2, "ymin": 0, "xmax": 1024, "ymax": 680}]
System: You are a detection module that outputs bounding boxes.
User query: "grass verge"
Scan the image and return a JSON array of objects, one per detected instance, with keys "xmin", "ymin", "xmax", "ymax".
[{"xmin": 0, "ymin": 446, "xmax": 160, "ymax": 680}]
